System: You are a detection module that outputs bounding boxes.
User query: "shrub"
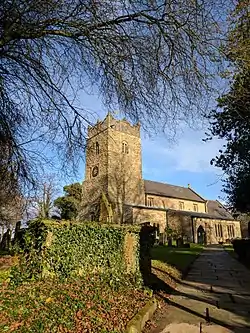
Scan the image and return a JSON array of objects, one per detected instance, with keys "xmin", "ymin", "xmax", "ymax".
[
  {"xmin": 10, "ymin": 219, "xmax": 143, "ymax": 288},
  {"xmin": 232, "ymin": 238, "xmax": 250, "ymax": 260}
]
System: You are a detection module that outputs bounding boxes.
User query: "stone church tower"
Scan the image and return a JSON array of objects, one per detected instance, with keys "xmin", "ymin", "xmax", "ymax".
[{"xmin": 80, "ymin": 113, "xmax": 145, "ymax": 223}]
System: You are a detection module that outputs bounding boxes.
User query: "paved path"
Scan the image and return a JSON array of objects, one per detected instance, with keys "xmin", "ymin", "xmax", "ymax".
[{"xmin": 156, "ymin": 246, "xmax": 250, "ymax": 333}]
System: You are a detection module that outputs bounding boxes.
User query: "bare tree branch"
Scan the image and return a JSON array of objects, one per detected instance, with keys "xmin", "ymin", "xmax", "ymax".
[{"xmin": 0, "ymin": 0, "xmax": 232, "ymax": 191}]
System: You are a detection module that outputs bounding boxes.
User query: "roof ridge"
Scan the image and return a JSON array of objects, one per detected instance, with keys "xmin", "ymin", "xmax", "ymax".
[
  {"xmin": 216, "ymin": 199, "xmax": 231, "ymax": 212},
  {"xmin": 144, "ymin": 179, "xmax": 189, "ymax": 190},
  {"xmin": 188, "ymin": 187, "xmax": 206, "ymax": 202},
  {"xmin": 207, "ymin": 200, "xmax": 234, "ymax": 220},
  {"xmin": 144, "ymin": 179, "xmax": 205, "ymax": 203}
]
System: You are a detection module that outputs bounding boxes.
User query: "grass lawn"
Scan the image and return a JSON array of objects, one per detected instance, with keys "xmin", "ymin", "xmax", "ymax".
[
  {"xmin": 151, "ymin": 243, "xmax": 204, "ymax": 275},
  {"xmin": 223, "ymin": 244, "xmax": 235, "ymax": 255},
  {"xmin": 143, "ymin": 243, "xmax": 204, "ymax": 332},
  {"xmin": 146, "ymin": 243, "xmax": 204, "ymax": 298}
]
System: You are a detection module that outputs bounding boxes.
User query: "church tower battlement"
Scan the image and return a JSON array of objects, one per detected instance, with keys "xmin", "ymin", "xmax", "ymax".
[{"xmin": 88, "ymin": 113, "xmax": 141, "ymax": 139}]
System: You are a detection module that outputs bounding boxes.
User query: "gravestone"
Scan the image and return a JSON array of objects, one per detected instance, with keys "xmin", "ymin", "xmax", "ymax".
[
  {"xmin": 177, "ymin": 237, "xmax": 184, "ymax": 248},
  {"xmin": 13, "ymin": 221, "xmax": 21, "ymax": 241},
  {"xmin": 0, "ymin": 229, "xmax": 11, "ymax": 251},
  {"xmin": 139, "ymin": 224, "xmax": 156, "ymax": 282}
]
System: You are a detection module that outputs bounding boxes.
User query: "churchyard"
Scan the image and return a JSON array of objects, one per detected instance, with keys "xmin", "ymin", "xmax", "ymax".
[{"xmin": 0, "ymin": 219, "xmax": 205, "ymax": 333}]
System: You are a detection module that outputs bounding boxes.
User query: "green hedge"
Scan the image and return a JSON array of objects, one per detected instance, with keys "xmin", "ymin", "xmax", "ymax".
[
  {"xmin": 232, "ymin": 238, "xmax": 250, "ymax": 260},
  {"xmin": 11, "ymin": 219, "xmax": 142, "ymax": 288}
]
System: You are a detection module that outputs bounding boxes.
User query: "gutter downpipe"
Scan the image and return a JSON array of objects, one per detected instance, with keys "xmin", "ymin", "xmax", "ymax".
[
  {"xmin": 191, "ymin": 216, "xmax": 195, "ymax": 243},
  {"xmin": 166, "ymin": 209, "xmax": 169, "ymax": 244}
]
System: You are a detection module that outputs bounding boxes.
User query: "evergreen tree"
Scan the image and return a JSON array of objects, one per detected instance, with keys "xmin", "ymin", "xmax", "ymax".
[
  {"xmin": 207, "ymin": 1, "xmax": 250, "ymax": 212},
  {"xmin": 54, "ymin": 183, "xmax": 82, "ymax": 220}
]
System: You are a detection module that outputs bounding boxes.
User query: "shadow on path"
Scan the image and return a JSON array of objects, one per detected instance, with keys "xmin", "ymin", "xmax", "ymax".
[{"xmin": 145, "ymin": 245, "xmax": 250, "ymax": 332}]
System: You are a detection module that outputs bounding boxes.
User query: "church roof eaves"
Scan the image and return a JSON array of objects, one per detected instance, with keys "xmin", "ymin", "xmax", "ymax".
[
  {"xmin": 127, "ymin": 204, "xmax": 235, "ymax": 221},
  {"xmin": 144, "ymin": 180, "xmax": 205, "ymax": 203},
  {"xmin": 167, "ymin": 208, "xmax": 235, "ymax": 221},
  {"xmin": 206, "ymin": 200, "xmax": 234, "ymax": 220}
]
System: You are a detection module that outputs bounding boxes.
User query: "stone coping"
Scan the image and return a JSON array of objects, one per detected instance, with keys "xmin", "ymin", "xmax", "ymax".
[{"xmin": 126, "ymin": 298, "xmax": 157, "ymax": 333}]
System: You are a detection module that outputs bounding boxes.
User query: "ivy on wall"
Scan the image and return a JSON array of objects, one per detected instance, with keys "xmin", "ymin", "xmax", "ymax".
[{"xmin": 11, "ymin": 219, "xmax": 142, "ymax": 288}]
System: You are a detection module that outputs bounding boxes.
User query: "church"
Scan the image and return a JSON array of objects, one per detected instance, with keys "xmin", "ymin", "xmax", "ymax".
[{"xmin": 80, "ymin": 113, "xmax": 242, "ymax": 244}]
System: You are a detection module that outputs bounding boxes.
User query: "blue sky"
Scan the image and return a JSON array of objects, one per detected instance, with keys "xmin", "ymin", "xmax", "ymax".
[
  {"xmin": 74, "ymin": 92, "xmax": 226, "ymax": 202},
  {"xmin": 141, "ymin": 130, "xmax": 225, "ymax": 201}
]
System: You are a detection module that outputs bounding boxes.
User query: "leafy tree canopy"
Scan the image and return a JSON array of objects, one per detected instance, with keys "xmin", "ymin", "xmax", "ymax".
[
  {"xmin": 54, "ymin": 183, "xmax": 82, "ymax": 220},
  {"xmin": 208, "ymin": 70, "xmax": 250, "ymax": 212},
  {"xmin": 207, "ymin": 1, "xmax": 250, "ymax": 212}
]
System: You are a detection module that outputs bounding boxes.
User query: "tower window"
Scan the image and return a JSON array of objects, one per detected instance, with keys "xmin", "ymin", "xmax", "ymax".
[
  {"xmin": 122, "ymin": 141, "xmax": 129, "ymax": 154},
  {"xmin": 95, "ymin": 142, "xmax": 99, "ymax": 155}
]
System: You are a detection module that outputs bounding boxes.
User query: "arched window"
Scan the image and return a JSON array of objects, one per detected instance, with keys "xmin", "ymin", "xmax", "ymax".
[
  {"xmin": 227, "ymin": 224, "xmax": 235, "ymax": 238},
  {"xmin": 215, "ymin": 224, "xmax": 218, "ymax": 237},
  {"xmin": 215, "ymin": 224, "xmax": 223, "ymax": 238},
  {"xmin": 147, "ymin": 197, "xmax": 154, "ymax": 207},
  {"xmin": 122, "ymin": 141, "xmax": 129, "ymax": 154},
  {"xmin": 95, "ymin": 142, "xmax": 99, "ymax": 155},
  {"xmin": 219, "ymin": 224, "xmax": 223, "ymax": 238}
]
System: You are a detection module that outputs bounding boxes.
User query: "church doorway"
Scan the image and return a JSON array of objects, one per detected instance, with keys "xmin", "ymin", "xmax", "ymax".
[{"xmin": 197, "ymin": 225, "xmax": 206, "ymax": 244}]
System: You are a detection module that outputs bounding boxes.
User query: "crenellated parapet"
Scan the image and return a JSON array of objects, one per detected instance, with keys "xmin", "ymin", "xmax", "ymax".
[{"xmin": 88, "ymin": 112, "xmax": 140, "ymax": 138}]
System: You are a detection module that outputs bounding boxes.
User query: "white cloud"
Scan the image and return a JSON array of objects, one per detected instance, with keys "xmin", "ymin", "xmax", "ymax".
[{"xmin": 142, "ymin": 127, "xmax": 224, "ymax": 174}]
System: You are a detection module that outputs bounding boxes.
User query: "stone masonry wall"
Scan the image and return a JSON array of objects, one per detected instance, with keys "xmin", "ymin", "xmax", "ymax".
[
  {"xmin": 132, "ymin": 207, "xmax": 166, "ymax": 233},
  {"xmin": 145, "ymin": 194, "xmax": 206, "ymax": 212},
  {"xmin": 80, "ymin": 113, "xmax": 145, "ymax": 223},
  {"xmin": 240, "ymin": 220, "xmax": 250, "ymax": 238},
  {"xmin": 236, "ymin": 214, "xmax": 250, "ymax": 238},
  {"xmin": 80, "ymin": 122, "xmax": 110, "ymax": 221},
  {"xmin": 166, "ymin": 212, "xmax": 193, "ymax": 241},
  {"xmin": 88, "ymin": 114, "xmax": 141, "ymax": 139},
  {"xmin": 193, "ymin": 218, "xmax": 242, "ymax": 244},
  {"xmin": 132, "ymin": 207, "xmax": 241, "ymax": 244},
  {"xmin": 106, "ymin": 117, "xmax": 144, "ymax": 223},
  {"xmin": 107, "ymin": 127, "xmax": 144, "ymax": 204},
  {"xmin": 132, "ymin": 207, "xmax": 192, "ymax": 240}
]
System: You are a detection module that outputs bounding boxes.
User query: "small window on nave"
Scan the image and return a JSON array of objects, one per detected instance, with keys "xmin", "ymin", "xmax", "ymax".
[
  {"xmin": 148, "ymin": 197, "xmax": 154, "ymax": 207},
  {"xmin": 179, "ymin": 201, "xmax": 184, "ymax": 210}
]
